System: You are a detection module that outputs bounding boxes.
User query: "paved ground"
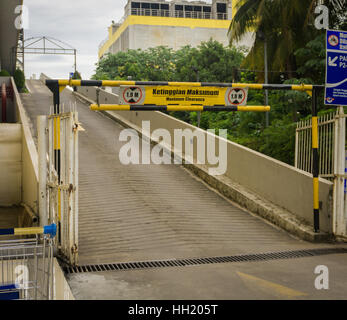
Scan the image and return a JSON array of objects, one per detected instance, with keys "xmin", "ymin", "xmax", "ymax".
[
  {"xmin": 66, "ymin": 253, "xmax": 347, "ymax": 300},
  {"xmin": 22, "ymin": 80, "xmax": 347, "ymax": 300}
]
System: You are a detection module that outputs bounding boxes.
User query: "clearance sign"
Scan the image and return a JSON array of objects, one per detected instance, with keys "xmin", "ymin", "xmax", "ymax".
[{"xmin": 119, "ymin": 86, "xmax": 248, "ymax": 106}]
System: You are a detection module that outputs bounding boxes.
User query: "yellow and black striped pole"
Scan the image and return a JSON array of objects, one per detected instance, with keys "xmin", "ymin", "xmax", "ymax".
[
  {"xmin": 0, "ymin": 224, "xmax": 57, "ymax": 237},
  {"xmin": 46, "ymin": 82, "xmax": 62, "ymax": 241},
  {"xmin": 46, "ymin": 79, "xmax": 315, "ymax": 92},
  {"xmin": 90, "ymin": 104, "xmax": 271, "ymax": 112},
  {"xmin": 312, "ymin": 88, "xmax": 320, "ymax": 233}
]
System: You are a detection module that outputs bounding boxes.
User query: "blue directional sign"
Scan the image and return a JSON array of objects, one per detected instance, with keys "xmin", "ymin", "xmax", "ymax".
[{"xmin": 325, "ymin": 29, "xmax": 347, "ymax": 106}]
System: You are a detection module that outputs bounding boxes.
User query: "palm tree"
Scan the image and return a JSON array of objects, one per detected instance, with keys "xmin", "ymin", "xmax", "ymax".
[{"xmin": 229, "ymin": 0, "xmax": 320, "ymax": 81}]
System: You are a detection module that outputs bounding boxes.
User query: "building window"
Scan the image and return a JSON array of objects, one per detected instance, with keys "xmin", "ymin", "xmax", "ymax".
[
  {"xmin": 216, "ymin": 3, "xmax": 227, "ymax": 19},
  {"xmin": 131, "ymin": 2, "xmax": 140, "ymax": 9},
  {"xmin": 150, "ymin": 3, "xmax": 159, "ymax": 9},
  {"xmin": 130, "ymin": 1, "xmax": 214, "ymax": 19},
  {"xmin": 141, "ymin": 3, "xmax": 150, "ymax": 9},
  {"xmin": 216, "ymin": 3, "xmax": 227, "ymax": 13}
]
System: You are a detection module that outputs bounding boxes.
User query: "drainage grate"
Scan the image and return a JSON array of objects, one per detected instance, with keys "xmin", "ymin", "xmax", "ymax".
[{"xmin": 64, "ymin": 247, "xmax": 347, "ymax": 274}]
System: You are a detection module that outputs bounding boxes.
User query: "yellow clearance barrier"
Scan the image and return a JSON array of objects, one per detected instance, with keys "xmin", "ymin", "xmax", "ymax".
[
  {"xmin": 90, "ymin": 104, "xmax": 271, "ymax": 112},
  {"xmin": 45, "ymin": 79, "xmax": 324, "ymax": 233}
]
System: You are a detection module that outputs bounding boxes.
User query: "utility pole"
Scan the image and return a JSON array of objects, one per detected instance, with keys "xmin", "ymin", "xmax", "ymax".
[
  {"xmin": 192, "ymin": 66, "xmax": 201, "ymax": 127},
  {"xmin": 264, "ymin": 35, "xmax": 269, "ymax": 127},
  {"xmin": 257, "ymin": 30, "xmax": 269, "ymax": 127},
  {"xmin": 74, "ymin": 49, "xmax": 77, "ymax": 74}
]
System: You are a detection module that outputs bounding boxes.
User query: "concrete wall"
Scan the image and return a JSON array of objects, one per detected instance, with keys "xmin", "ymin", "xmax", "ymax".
[
  {"xmin": 12, "ymin": 77, "xmax": 39, "ymax": 214},
  {"xmin": 76, "ymin": 86, "xmax": 333, "ymax": 233},
  {"xmin": 53, "ymin": 259, "xmax": 75, "ymax": 300},
  {"xmin": 0, "ymin": 124, "xmax": 22, "ymax": 205},
  {"xmin": 130, "ymin": 24, "xmax": 230, "ymax": 50},
  {"xmin": 100, "ymin": 15, "xmax": 237, "ymax": 57},
  {"xmin": 0, "ymin": 78, "xmax": 22, "ymax": 206},
  {"xmin": 77, "ymin": 86, "xmax": 119, "ymax": 105},
  {"xmin": 107, "ymin": 24, "xmax": 230, "ymax": 54},
  {"xmin": 0, "ymin": 0, "xmax": 22, "ymax": 73}
]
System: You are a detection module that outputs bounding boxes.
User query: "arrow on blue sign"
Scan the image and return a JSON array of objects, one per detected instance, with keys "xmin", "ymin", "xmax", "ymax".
[
  {"xmin": 325, "ymin": 29, "xmax": 347, "ymax": 106},
  {"xmin": 328, "ymin": 56, "xmax": 338, "ymax": 67}
]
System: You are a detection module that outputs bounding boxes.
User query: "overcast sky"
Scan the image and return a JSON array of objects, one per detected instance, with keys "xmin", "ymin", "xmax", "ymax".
[
  {"xmin": 24, "ymin": 0, "xmax": 125, "ymax": 79},
  {"xmin": 23, "ymin": 0, "xmax": 210, "ymax": 80}
]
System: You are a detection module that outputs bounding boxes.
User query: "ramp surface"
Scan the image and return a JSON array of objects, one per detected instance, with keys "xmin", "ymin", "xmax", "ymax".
[{"xmin": 22, "ymin": 80, "xmax": 329, "ymax": 266}]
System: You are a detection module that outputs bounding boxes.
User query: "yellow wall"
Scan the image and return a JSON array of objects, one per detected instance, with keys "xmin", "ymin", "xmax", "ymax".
[{"xmin": 99, "ymin": 15, "xmax": 231, "ymax": 58}]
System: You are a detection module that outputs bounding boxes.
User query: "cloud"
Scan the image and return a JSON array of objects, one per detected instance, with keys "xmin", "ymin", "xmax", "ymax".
[
  {"xmin": 24, "ymin": 0, "xmax": 125, "ymax": 79},
  {"xmin": 23, "ymin": 0, "xmax": 211, "ymax": 79}
]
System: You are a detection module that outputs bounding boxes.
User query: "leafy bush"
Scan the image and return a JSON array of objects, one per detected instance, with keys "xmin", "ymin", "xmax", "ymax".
[
  {"xmin": 0, "ymin": 70, "xmax": 11, "ymax": 77},
  {"xmin": 14, "ymin": 69, "xmax": 25, "ymax": 90}
]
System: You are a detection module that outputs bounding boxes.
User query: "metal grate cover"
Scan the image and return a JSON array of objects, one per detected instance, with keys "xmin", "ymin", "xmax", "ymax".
[{"xmin": 64, "ymin": 247, "xmax": 347, "ymax": 274}]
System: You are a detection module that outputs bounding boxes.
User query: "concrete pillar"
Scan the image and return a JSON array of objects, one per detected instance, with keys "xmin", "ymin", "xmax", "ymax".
[
  {"xmin": 38, "ymin": 115, "xmax": 48, "ymax": 226},
  {"xmin": 333, "ymin": 106, "xmax": 346, "ymax": 236}
]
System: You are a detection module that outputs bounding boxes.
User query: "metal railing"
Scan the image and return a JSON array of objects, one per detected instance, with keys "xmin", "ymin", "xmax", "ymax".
[
  {"xmin": 130, "ymin": 8, "xmax": 170, "ymax": 17},
  {"xmin": 216, "ymin": 13, "xmax": 228, "ymax": 20},
  {"xmin": 128, "ymin": 8, "xmax": 228, "ymax": 20},
  {"xmin": 174, "ymin": 10, "xmax": 211, "ymax": 19},
  {"xmin": 38, "ymin": 105, "xmax": 79, "ymax": 266},
  {"xmin": 295, "ymin": 108, "xmax": 345, "ymax": 180}
]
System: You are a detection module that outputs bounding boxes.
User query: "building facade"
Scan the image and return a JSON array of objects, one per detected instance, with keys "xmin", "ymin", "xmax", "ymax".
[
  {"xmin": 0, "ymin": 0, "xmax": 23, "ymax": 74},
  {"xmin": 98, "ymin": 0, "xmax": 251, "ymax": 59}
]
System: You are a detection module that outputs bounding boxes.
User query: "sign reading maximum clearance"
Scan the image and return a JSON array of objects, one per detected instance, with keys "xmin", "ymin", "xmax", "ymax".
[{"xmin": 119, "ymin": 86, "xmax": 249, "ymax": 106}]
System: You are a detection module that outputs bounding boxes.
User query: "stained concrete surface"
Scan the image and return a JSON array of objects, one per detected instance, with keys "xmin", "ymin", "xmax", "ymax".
[
  {"xmin": 66, "ymin": 253, "xmax": 347, "ymax": 300},
  {"xmin": 22, "ymin": 80, "xmax": 347, "ymax": 299}
]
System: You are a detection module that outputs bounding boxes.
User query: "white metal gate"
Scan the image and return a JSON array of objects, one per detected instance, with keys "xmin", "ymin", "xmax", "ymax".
[
  {"xmin": 295, "ymin": 106, "xmax": 347, "ymax": 236},
  {"xmin": 38, "ymin": 107, "xmax": 79, "ymax": 265}
]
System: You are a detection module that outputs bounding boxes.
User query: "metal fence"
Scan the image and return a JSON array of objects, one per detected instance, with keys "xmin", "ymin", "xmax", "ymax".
[
  {"xmin": 128, "ymin": 8, "xmax": 227, "ymax": 20},
  {"xmin": 130, "ymin": 8, "xmax": 170, "ymax": 17},
  {"xmin": 295, "ymin": 106, "xmax": 347, "ymax": 235},
  {"xmin": 39, "ymin": 105, "xmax": 79, "ymax": 265},
  {"xmin": 295, "ymin": 108, "xmax": 343, "ymax": 180},
  {"xmin": 174, "ymin": 10, "xmax": 213, "ymax": 19}
]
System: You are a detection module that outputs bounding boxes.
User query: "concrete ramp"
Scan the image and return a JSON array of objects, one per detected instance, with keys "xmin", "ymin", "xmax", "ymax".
[{"xmin": 22, "ymin": 80, "xmax": 330, "ymax": 266}]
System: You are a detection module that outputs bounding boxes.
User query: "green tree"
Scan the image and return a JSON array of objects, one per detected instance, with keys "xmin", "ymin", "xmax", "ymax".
[
  {"xmin": 14, "ymin": 69, "xmax": 25, "ymax": 91},
  {"xmin": 93, "ymin": 40, "xmax": 245, "ymax": 83},
  {"xmin": 174, "ymin": 40, "xmax": 245, "ymax": 82},
  {"xmin": 229, "ymin": 0, "xmax": 319, "ymax": 82}
]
